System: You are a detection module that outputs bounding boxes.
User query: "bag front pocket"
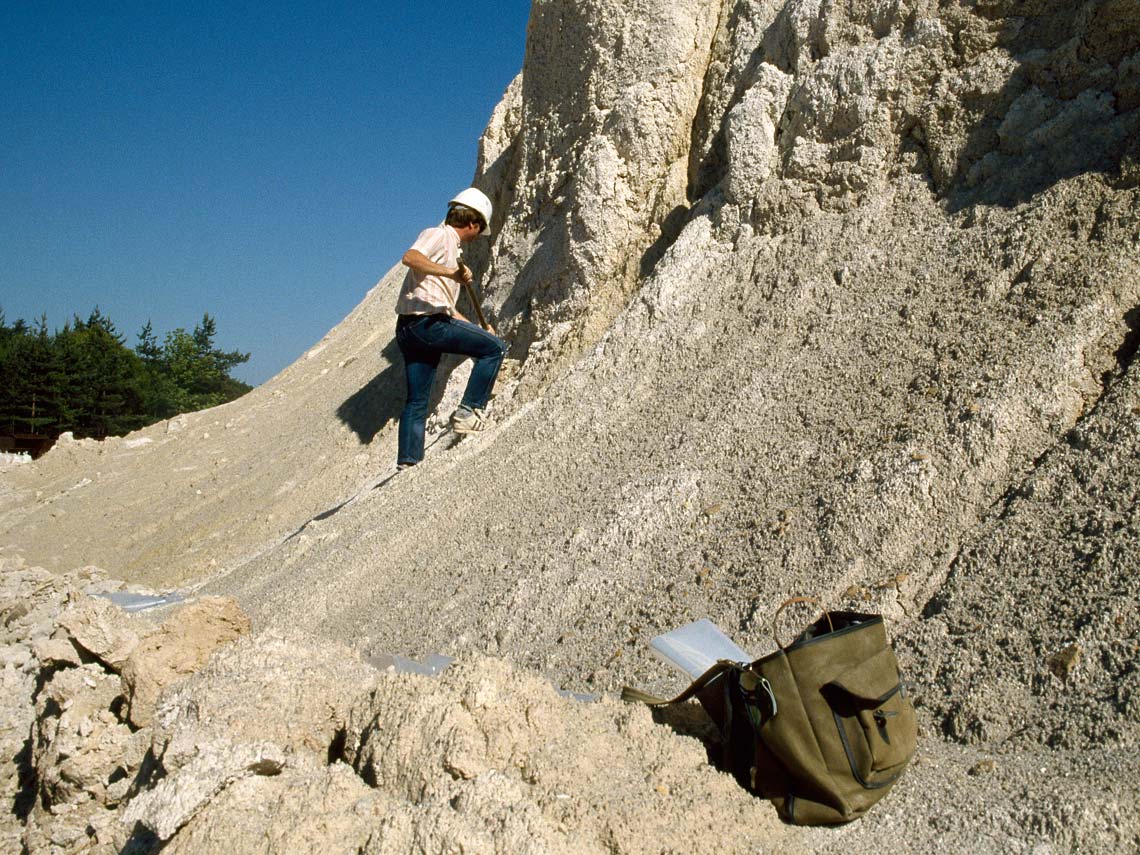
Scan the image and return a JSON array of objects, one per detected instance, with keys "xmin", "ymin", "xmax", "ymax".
[{"xmin": 822, "ymin": 647, "xmax": 916, "ymax": 787}]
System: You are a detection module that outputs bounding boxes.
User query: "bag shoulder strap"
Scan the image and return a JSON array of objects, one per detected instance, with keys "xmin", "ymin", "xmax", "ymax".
[{"xmin": 621, "ymin": 660, "xmax": 739, "ymax": 706}]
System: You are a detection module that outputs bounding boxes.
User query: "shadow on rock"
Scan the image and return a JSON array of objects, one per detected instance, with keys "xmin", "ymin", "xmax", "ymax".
[
  {"xmin": 640, "ymin": 204, "xmax": 692, "ymax": 278},
  {"xmin": 336, "ymin": 339, "xmax": 404, "ymax": 444},
  {"xmin": 1112, "ymin": 305, "xmax": 1140, "ymax": 374},
  {"xmin": 336, "ymin": 336, "xmax": 467, "ymax": 448},
  {"xmin": 120, "ymin": 821, "xmax": 162, "ymax": 855},
  {"xmin": 12, "ymin": 734, "xmax": 35, "ymax": 821},
  {"xmin": 941, "ymin": 1, "xmax": 1140, "ymax": 211},
  {"xmin": 649, "ymin": 701, "xmax": 724, "ymax": 769}
]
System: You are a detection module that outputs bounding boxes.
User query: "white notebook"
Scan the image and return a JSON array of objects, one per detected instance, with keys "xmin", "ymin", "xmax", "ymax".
[{"xmin": 650, "ymin": 618, "xmax": 751, "ymax": 679}]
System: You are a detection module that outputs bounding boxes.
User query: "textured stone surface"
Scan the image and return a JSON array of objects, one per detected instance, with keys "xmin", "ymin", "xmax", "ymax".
[
  {"xmin": 341, "ymin": 656, "xmax": 776, "ymax": 855},
  {"xmin": 0, "ymin": 659, "xmax": 35, "ymax": 855},
  {"xmin": 57, "ymin": 594, "xmax": 142, "ymax": 672},
  {"xmin": 149, "ymin": 630, "xmax": 377, "ymax": 770},
  {"xmin": 0, "ymin": 565, "xmax": 262, "ymax": 855},
  {"xmin": 113, "ymin": 633, "xmax": 775, "ymax": 854},
  {"xmin": 119, "ymin": 596, "xmax": 250, "ymax": 727},
  {"xmin": 33, "ymin": 664, "xmax": 130, "ymax": 806},
  {"xmin": 160, "ymin": 764, "xmax": 386, "ymax": 855},
  {"xmin": 138, "ymin": 653, "xmax": 775, "ymax": 855},
  {"xmin": 119, "ymin": 631, "xmax": 377, "ymax": 843},
  {"xmin": 2, "ymin": 2, "xmax": 1139, "ymax": 853}
]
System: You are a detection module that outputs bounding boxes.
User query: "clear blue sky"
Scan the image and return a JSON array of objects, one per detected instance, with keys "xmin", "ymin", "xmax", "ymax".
[{"xmin": 1, "ymin": 2, "xmax": 531, "ymax": 385}]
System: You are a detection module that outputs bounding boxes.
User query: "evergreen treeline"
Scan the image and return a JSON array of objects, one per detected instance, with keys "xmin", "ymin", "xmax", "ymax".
[{"xmin": 0, "ymin": 308, "xmax": 252, "ymax": 442}]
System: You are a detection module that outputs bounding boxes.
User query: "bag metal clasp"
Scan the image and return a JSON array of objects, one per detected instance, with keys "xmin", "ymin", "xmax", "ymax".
[{"xmin": 740, "ymin": 665, "xmax": 778, "ymax": 720}]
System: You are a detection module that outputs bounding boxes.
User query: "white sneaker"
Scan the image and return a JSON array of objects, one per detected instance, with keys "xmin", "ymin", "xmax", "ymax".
[{"xmin": 451, "ymin": 406, "xmax": 489, "ymax": 434}]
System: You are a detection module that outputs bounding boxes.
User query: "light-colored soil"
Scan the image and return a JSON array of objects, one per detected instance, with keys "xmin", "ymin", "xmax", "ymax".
[{"xmin": 2, "ymin": 1, "xmax": 1138, "ymax": 852}]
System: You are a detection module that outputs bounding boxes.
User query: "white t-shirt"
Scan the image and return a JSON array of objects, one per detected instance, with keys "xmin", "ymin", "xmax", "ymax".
[{"xmin": 395, "ymin": 224, "xmax": 461, "ymax": 315}]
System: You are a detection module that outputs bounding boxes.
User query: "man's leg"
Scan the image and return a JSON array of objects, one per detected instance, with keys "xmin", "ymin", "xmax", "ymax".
[
  {"xmin": 396, "ymin": 319, "xmax": 442, "ymax": 466},
  {"xmin": 397, "ymin": 357, "xmax": 438, "ymax": 465},
  {"xmin": 432, "ymin": 317, "xmax": 507, "ymax": 410}
]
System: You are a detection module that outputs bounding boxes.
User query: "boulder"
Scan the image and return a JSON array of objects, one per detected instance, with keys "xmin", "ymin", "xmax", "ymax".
[
  {"xmin": 343, "ymin": 656, "xmax": 776, "ymax": 855},
  {"xmin": 149, "ymin": 631, "xmax": 375, "ymax": 764},
  {"xmin": 31, "ymin": 636, "xmax": 83, "ymax": 669},
  {"xmin": 124, "ymin": 631, "xmax": 378, "ymax": 843},
  {"xmin": 119, "ymin": 596, "xmax": 250, "ymax": 728},
  {"xmin": 32, "ymin": 664, "xmax": 130, "ymax": 807},
  {"xmin": 120, "ymin": 740, "xmax": 290, "ymax": 842},
  {"xmin": 158, "ymin": 764, "xmax": 389, "ymax": 855},
  {"xmin": 56, "ymin": 594, "xmax": 142, "ymax": 672},
  {"xmin": 0, "ymin": 661, "xmax": 36, "ymax": 855}
]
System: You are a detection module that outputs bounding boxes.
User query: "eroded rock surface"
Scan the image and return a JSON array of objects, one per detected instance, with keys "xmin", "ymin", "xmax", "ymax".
[
  {"xmin": 1, "ymin": 563, "xmax": 781, "ymax": 855},
  {"xmin": 120, "ymin": 596, "xmax": 251, "ymax": 727},
  {"xmin": 2, "ymin": 1, "xmax": 1139, "ymax": 853}
]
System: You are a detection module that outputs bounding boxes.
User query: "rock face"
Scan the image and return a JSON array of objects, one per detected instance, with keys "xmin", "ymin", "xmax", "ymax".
[
  {"xmin": 474, "ymin": 0, "xmax": 723, "ymax": 374},
  {"xmin": 2, "ymin": 1, "xmax": 1139, "ymax": 853},
  {"xmin": 913, "ymin": 358, "xmax": 1140, "ymax": 753},
  {"xmin": 0, "ymin": 564, "xmax": 260, "ymax": 854},
  {"xmin": 119, "ymin": 596, "xmax": 251, "ymax": 727},
  {"xmin": 1, "ymin": 563, "xmax": 778, "ymax": 854},
  {"xmin": 55, "ymin": 596, "xmax": 141, "ymax": 673}
]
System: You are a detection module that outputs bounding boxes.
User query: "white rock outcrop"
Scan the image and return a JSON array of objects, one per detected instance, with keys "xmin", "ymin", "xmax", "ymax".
[{"xmin": 2, "ymin": 1, "xmax": 1139, "ymax": 853}]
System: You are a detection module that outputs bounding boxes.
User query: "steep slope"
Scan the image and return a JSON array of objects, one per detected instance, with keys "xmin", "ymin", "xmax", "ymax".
[
  {"xmin": 0, "ymin": 274, "xmax": 406, "ymax": 585},
  {"xmin": 2, "ymin": 1, "xmax": 1139, "ymax": 853},
  {"xmin": 201, "ymin": 0, "xmax": 1140, "ymax": 678}
]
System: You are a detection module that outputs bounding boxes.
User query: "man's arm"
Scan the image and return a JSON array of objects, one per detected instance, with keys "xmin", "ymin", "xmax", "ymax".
[{"xmin": 401, "ymin": 249, "xmax": 473, "ymax": 284}]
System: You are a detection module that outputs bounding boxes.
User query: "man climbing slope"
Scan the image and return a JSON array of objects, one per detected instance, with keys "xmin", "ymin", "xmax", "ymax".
[{"xmin": 394, "ymin": 188, "xmax": 507, "ymax": 470}]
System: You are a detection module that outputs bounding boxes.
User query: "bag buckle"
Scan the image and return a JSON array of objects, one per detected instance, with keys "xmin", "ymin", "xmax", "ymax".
[{"xmin": 739, "ymin": 666, "xmax": 778, "ymax": 720}]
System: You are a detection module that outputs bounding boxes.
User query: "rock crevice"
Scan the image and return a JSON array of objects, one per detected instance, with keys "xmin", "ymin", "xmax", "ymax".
[{"xmin": 2, "ymin": 2, "xmax": 1139, "ymax": 852}]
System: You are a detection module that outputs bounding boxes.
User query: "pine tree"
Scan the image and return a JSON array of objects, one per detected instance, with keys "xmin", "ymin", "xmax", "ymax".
[
  {"xmin": 0, "ymin": 310, "xmax": 14, "ymax": 434},
  {"xmin": 7, "ymin": 316, "xmax": 57, "ymax": 435},
  {"xmin": 136, "ymin": 320, "xmax": 162, "ymax": 365},
  {"xmin": 62, "ymin": 311, "xmax": 146, "ymax": 437},
  {"xmin": 1, "ymin": 308, "xmax": 252, "ymax": 445},
  {"xmin": 135, "ymin": 319, "xmax": 178, "ymax": 420}
]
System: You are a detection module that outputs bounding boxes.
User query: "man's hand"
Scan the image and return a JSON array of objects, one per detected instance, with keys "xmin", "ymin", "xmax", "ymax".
[
  {"xmin": 454, "ymin": 262, "xmax": 496, "ymax": 334},
  {"xmin": 453, "ymin": 262, "xmax": 474, "ymax": 284}
]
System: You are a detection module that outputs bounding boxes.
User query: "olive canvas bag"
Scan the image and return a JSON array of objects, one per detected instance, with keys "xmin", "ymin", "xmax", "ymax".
[{"xmin": 623, "ymin": 601, "xmax": 917, "ymax": 825}]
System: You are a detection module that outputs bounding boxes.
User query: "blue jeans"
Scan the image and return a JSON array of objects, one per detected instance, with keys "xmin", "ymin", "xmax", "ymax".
[{"xmin": 395, "ymin": 313, "xmax": 506, "ymax": 465}]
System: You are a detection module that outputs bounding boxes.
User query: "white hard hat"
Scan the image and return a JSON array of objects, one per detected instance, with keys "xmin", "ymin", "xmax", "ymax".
[{"xmin": 448, "ymin": 187, "xmax": 493, "ymax": 235}]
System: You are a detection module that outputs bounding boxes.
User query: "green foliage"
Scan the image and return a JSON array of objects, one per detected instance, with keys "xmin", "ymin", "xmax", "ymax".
[
  {"xmin": 0, "ymin": 316, "xmax": 56, "ymax": 436},
  {"xmin": 147, "ymin": 313, "xmax": 252, "ymax": 420},
  {"xmin": 0, "ymin": 306, "xmax": 253, "ymax": 442}
]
